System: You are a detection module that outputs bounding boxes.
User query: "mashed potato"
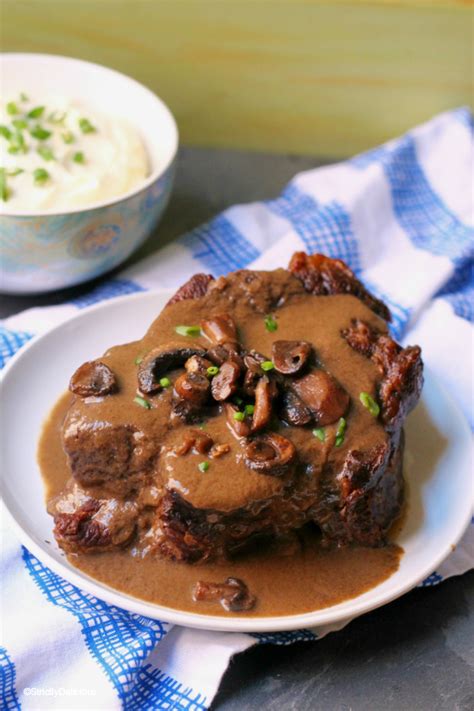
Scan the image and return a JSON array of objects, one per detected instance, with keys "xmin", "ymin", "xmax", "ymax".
[{"xmin": 0, "ymin": 94, "xmax": 149, "ymax": 212}]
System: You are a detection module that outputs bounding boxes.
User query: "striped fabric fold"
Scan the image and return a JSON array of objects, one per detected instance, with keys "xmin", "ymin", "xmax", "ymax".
[{"xmin": 1, "ymin": 107, "xmax": 473, "ymax": 710}]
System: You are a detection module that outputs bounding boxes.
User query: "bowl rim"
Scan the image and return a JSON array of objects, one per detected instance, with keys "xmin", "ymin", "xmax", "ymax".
[{"xmin": 0, "ymin": 52, "xmax": 179, "ymax": 218}]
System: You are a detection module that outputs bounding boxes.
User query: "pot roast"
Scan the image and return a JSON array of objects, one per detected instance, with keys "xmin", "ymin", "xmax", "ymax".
[{"xmin": 48, "ymin": 253, "xmax": 423, "ymax": 563}]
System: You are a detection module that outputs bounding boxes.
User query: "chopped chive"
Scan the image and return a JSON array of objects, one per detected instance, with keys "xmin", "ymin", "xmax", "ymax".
[
  {"xmin": 175, "ymin": 325, "xmax": 201, "ymax": 337},
  {"xmin": 12, "ymin": 119, "xmax": 28, "ymax": 130},
  {"xmin": 312, "ymin": 427, "xmax": 325, "ymax": 442},
  {"xmin": 6, "ymin": 167, "xmax": 24, "ymax": 177},
  {"xmin": 198, "ymin": 461, "xmax": 210, "ymax": 473},
  {"xmin": 6, "ymin": 102, "xmax": 19, "ymax": 115},
  {"xmin": 264, "ymin": 315, "xmax": 278, "ymax": 333},
  {"xmin": 198, "ymin": 422, "xmax": 206, "ymax": 430},
  {"xmin": 8, "ymin": 130, "xmax": 26, "ymax": 154},
  {"xmin": 30, "ymin": 125, "xmax": 51, "ymax": 141},
  {"xmin": 33, "ymin": 168, "xmax": 50, "ymax": 186},
  {"xmin": 233, "ymin": 411, "xmax": 245, "ymax": 422},
  {"xmin": 38, "ymin": 146, "xmax": 55, "ymax": 161},
  {"xmin": 244, "ymin": 404, "xmax": 255, "ymax": 416},
  {"xmin": 0, "ymin": 169, "xmax": 9, "ymax": 201},
  {"xmin": 335, "ymin": 417, "xmax": 347, "ymax": 447},
  {"xmin": 159, "ymin": 377, "xmax": 171, "ymax": 388},
  {"xmin": 233, "ymin": 396, "xmax": 243, "ymax": 406},
  {"xmin": 79, "ymin": 117, "xmax": 96, "ymax": 134},
  {"xmin": 261, "ymin": 360, "xmax": 274, "ymax": 372},
  {"xmin": 359, "ymin": 392, "xmax": 380, "ymax": 418},
  {"xmin": 0, "ymin": 125, "xmax": 12, "ymax": 140},
  {"xmin": 134, "ymin": 356, "xmax": 143, "ymax": 365},
  {"xmin": 134, "ymin": 395, "xmax": 151, "ymax": 409},
  {"xmin": 206, "ymin": 365, "xmax": 219, "ymax": 377},
  {"xmin": 48, "ymin": 110, "xmax": 67, "ymax": 124},
  {"xmin": 20, "ymin": 92, "xmax": 29, "ymax": 102},
  {"xmin": 62, "ymin": 131, "xmax": 75, "ymax": 144},
  {"xmin": 73, "ymin": 151, "xmax": 85, "ymax": 164},
  {"xmin": 27, "ymin": 105, "xmax": 45, "ymax": 119}
]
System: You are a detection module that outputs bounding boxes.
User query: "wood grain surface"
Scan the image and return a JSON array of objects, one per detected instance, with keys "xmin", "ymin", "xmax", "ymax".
[{"xmin": 2, "ymin": 0, "xmax": 472, "ymax": 157}]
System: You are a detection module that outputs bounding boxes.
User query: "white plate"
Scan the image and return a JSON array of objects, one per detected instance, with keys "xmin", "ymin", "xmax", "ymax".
[{"xmin": 1, "ymin": 291, "xmax": 472, "ymax": 632}]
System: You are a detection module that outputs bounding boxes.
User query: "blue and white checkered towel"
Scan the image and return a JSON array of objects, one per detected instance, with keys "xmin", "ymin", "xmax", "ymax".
[{"xmin": 1, "ymin": 107, "xmax": 473, "ymax": 710}]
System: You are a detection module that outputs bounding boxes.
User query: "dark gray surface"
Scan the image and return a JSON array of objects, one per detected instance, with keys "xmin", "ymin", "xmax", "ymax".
[{"xmin": 2, "ymin": 146, "xmax": 472, "ymax": 710}]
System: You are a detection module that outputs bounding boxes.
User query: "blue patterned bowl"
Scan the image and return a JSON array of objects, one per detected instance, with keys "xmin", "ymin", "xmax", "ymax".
[{"xmin": 0, "ymin": 54, "xmax": 178, "ymax": 294}]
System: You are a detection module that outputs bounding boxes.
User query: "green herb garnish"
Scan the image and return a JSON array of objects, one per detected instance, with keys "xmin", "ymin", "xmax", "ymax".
[
  {"xmin": 159, "ymin": 377, "xmax": 171, "ymax": 388},
  {"xmin": 30, "ymin": 125, "xmax": 51, "ymax": 141},
  {"xmin": 335, "ymin": 417, "xmax": 347, "ymax": 447},
  {"xmin": 134, "ymin": 395, "xmax": 151, "ymax": 409},
  {"xmin": 79, "ymin": 117, "xmax": 96, "ymax": 134},
  {"xmin": 27, "ymin": 106, "xmax": 45, "ymax": 119},
  {"xmin": 62, "ymin": 131, "xmax": 75, "ymax": 144},
  {"xmin": 233, "ymin": 396, "xmax": 243, "ymax": 406},
  {"xmin": 312, "ymin": 427, "xmax": 325, "ymax": 442},
  {"xmin": 38, "ymin": 146, "xmax": 55, "ymax": 161},
  {"xmin": 6, "ymin": 102, "xmax": 19, "ymax": 116},
  {"xmin": 33, "ymin": 168, "xmax": 50, "ymax": 185},
  {"xmin": 244, "ymin": 404, "xmax": 255, "ymax": 416},
  {"xmin": 0, "ymin": 125, "xmax": 12, "ymax": 140},
  {"xmin": 264, "ymin": 315, "xmax": 278, "ymax": 333},
  {"xmin": 359, "ymin": 392, "xmax": 380, "ymax": 418},
  {"xmin": 6, "ymin": 167, "xmax": 24, "ymax": 177},
  {"xmin": 134, "ymin": 356, "xmax": 143, "ymax": 365},
  {"xmin": 73, "ymin": 151, "xmax": 85, "ymax": 164},
  {"xmin": 198, "ymin": 461, "xmax": 210, "ymax": 473},
  {"xmin": 48, "ymin": 110, "xmax": 67, "ymax": 124},
  {"xmin": 0, "ymin": 168, "xmax": 9, "ymax": 201},
  {"xmin": 233, "ymin": 411, "xmax": 245, "ymax": 422},
  {"xmin": 261, "ymin": 360, "xmax": 274, "ymax": 372},
  {"xmin": 206, "ymin": 365, "xmax": 219, "ymax": 377},
  {"xmin": 8, "ymin": 131, "xmax": 26, "ymax": 154},
  {"xmin": 175, "ymin": 325, "xmax": 201, "ymax": 337},
  {"xmin": 12, "ymin": 119, "xmax": 28, "ymax": 130}
]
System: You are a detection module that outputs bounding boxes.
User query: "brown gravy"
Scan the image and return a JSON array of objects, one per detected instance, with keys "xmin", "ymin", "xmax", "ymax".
[{"xmin": 38, "ymin": 393, "xmax": 402, "ymax": 618}]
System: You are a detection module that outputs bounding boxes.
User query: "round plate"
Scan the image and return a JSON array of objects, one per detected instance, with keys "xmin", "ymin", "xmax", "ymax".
[{"xmin": 1, "ymin": 291, "xmax": 472, "ymax": 632}]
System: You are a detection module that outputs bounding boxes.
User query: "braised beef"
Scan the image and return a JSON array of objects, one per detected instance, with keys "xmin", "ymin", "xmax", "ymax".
[{"xmin": 54, "ymin": 252, "xmax": 422, "ymax": 566}]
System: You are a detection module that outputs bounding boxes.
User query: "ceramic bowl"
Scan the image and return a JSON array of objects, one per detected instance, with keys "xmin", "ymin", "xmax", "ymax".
[{"xmin": 0, "ymin": 53, "xmax": 178, "ymax": 294}]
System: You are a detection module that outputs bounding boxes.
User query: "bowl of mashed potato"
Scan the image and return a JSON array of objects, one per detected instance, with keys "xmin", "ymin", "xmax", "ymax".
[{"xmin": 0, "ymin": 53, "xmax": 178, "ymax": 293}]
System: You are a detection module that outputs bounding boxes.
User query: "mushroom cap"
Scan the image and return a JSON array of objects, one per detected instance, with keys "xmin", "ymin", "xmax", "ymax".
[
  {"xmin": 244, "ymin": 432, "xmax": 296, "ymax": 476},
  {"xmin": 69, "ymin": 361, "xmax": 117, "ymax": 397},
  {"xmin": 137, "ymin": 344, "xmax": 206, "ymax": 394},
  {"xmin": 272, "ymin": 340, "xmax": 312, "ymax": 375}
]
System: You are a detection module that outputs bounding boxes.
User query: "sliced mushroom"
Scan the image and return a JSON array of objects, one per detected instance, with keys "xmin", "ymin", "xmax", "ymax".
[
  {"xmin": 207, "ymin": 343, "xmax": 244, "ymax": 369},
  {"xmin": 192, "ymin": 577, "xmax": 256, "ymax": 612},
  {"xmin": 185, "ymin": 354, "xmax": 213, "ymax": 376},
  {"xmin": 211, "ymin": 360, "xmax": 241, "ymax": 401},
  {"xmin": 272, "ymin": 340, "xmax": 312, "ymax": 375},
  {"xmin": 174, "ymin": 372, "xmax": 210, "ymax": 406},
  {"xmin": 244, "ymin": 433, "xmax": 296, "ymax": 476},
  {"xmin": 138, "ymin": 345, "xmax": 206, "ymax": 394},
  {"xmin": 251, "ymin": 376, "xmax": 277, "ymax": 432},
  {"xmin": 173, "ymin": 429, "xmax": 214, "ymax": 456},
  {"xmin": 242, "ymin": 351, "xmax": 266, "ymax": 397},
  {"xmin": 69, "ymin": 361, "xmax": 116, "ymax": 397},
  {"xmin": 279, "ymin": 389, "xmax": 312, "ymax": 426},
  {"xmin": 201, "ymin": 314, "xmax": 238, "ymax": 345},
  {"xmin": 225, "ymin": 402, "xmax": 251, "ymax": 438},
  {"xmin": 292, "ymin": 370, "xmax": 350, "ymax": 426},
  {"xmin": 210, "ymin": 443, "xmax": 231, "ymax": 458}
]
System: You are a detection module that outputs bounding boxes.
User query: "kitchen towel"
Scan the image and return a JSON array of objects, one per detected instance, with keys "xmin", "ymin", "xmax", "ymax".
[{"xmin": 1, "ymin": 107, "xmax": 473, "ymax": 710}]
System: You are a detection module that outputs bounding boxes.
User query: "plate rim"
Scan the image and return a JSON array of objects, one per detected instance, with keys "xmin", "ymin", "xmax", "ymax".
[{"xmin": 1, "ymin": 289, "xmax": 472, "ymax": 633}]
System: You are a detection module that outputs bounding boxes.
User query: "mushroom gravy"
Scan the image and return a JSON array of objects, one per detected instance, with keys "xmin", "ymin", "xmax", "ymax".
[
  {"xmin": 38, "ymin": 268, "xmax": 406, "ymax": 617},
  {"xmin": 39, "ymin": 392, "xmax": 402, "ymax": 616}
]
